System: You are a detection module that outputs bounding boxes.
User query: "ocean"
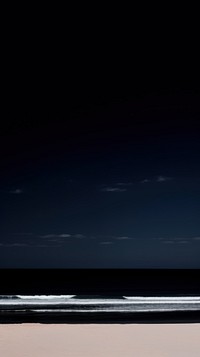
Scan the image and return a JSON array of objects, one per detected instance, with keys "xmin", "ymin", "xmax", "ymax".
[
  {"xmin": 1, "ymin": 295, "xmax": 200, "ymax": 323},
  {"xmin": 1, "ymin": 295, "xmax": 200, "ymax": 313}
]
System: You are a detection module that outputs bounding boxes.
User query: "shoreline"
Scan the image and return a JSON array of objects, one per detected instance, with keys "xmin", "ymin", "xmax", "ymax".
[{"xmin": 1, "ymin": 309, "xmax": 200, "ymax": 324}]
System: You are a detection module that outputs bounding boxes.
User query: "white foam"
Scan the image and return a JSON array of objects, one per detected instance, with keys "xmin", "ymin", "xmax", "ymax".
[
  {"xmin": 17, "ymin": 295, "xmax": 75, "ymax": 299},
  {"xmin": 123, "ymin": 296, "xmax": 200, "ymax": 301}
]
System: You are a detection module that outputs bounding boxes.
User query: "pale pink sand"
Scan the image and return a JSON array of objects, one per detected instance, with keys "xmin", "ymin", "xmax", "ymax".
[{"xmin": 0, "ymin": 324, "xmax": 200, "ymax": 357}]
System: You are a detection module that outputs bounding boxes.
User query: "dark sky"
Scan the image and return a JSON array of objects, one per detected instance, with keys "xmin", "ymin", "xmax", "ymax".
[{"xmin": 0, "ymin": 85, "xmax": 200, "ymax": 268}]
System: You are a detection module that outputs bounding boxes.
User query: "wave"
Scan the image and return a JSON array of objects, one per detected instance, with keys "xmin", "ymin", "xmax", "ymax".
[
  {"xmin": 31, "ymin": 307, "xmax": 199, "ymax": 314},
  {"xmin": 16, "ymin": 295, "xmax": 75, "ymax": 299},
  {"xmin": 0, "ymin": 295, "xmax": 19, "ymax": 299},
  {"xmin": 123, "ymin": 296, "xmax": 200, "ymax": 300}
]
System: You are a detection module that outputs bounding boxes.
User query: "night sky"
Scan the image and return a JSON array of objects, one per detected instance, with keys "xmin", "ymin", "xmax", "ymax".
[{"xmin": 0, "ymin": 88, "xmax": 200, "ymax": 268}]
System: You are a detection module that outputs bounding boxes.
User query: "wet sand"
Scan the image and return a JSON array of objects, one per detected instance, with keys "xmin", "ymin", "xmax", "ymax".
[{"xmin": 0, "ymin": 324, "xmax": 200, "ymax": 357}]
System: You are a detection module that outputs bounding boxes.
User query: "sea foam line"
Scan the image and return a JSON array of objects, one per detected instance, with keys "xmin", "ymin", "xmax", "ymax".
[{"xmin": 16, "ymin": 295, "xmax": 75, "ymax": 299}]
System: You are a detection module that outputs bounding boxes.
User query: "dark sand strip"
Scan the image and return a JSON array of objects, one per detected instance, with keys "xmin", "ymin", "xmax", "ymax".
[{"xmin": 1, "ymin": 310, "xmax": 200, "ymax": 324}]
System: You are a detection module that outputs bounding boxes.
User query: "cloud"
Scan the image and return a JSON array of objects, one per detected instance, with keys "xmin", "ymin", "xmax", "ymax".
[
  {"xmin": 9, "ymin": 189, "xmax": 23, "ymax": 194},
  {"xmin": 35, "ymin": 244, "xmax": 59, "ymax": 248},
  {"xmin": 38, "ymin": 233, "xmax": 133, "ymax": 243},
  {"xmin": 99, "ymin": 181, "xmax": 132, "ymax": 192},
  {"xmin": 156, "ymin": 175, "xmax": 171, "ymax": 182},
  {"xmin": 162, "ymin": 238, "xmax": 190, "ymax": 244},
  {"xmin": 0, "ymin": 243, "xmax": 29, "ymax": 247},
  {"xmin": 115, "ymin": 236, "xmax": 132, "ymax": 240},
  {"xmin": 40, "ymin": 234, "xmax": 56, "ymax": 239},
  {"xmin": 39, "ymin": 233, "xmax": 86, "ymax": 240},
  {"xmin": 74, "ymin": 234, "xmax": 85, "ymax": 238},
  {"xmin": 140, "ymin": 176, "xmax": 172, "ymax": 184},
  {"xmin": 40, "ymin": 234, "xmax": 71, "ymax": 239},
  {"xmin": 193, "ymin": 237, "xmax": 200, "ymax": 241},
  {"xmin": 141, "ymin": 179, "xmax": 151, "ymax": 183},
  {"xmin": 152, "ymin": 236, "xmax": 200, "ymax": 244},
  {"xmin": 116, "ymin": 182, "xmax": 133, "ymax": 186},
  {"xmin": 99, "ymin": 241, "xmax": 113, "ymax": 245},
  {"xmin": 0, "ymin": 232, "xmax": 86, "ymax": 249},
  {"xmin": 0, "ymin": 242, "xmax": 54, "ymax": 248},
  {"xmin": 101, "ymin": 187, "xmax": 127, "ymax": 192}
]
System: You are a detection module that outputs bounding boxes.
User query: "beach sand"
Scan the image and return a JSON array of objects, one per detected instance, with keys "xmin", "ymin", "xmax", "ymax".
[{"xmin": 0, "ymin": 324, "xmax": 199, "ymax": 357}]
